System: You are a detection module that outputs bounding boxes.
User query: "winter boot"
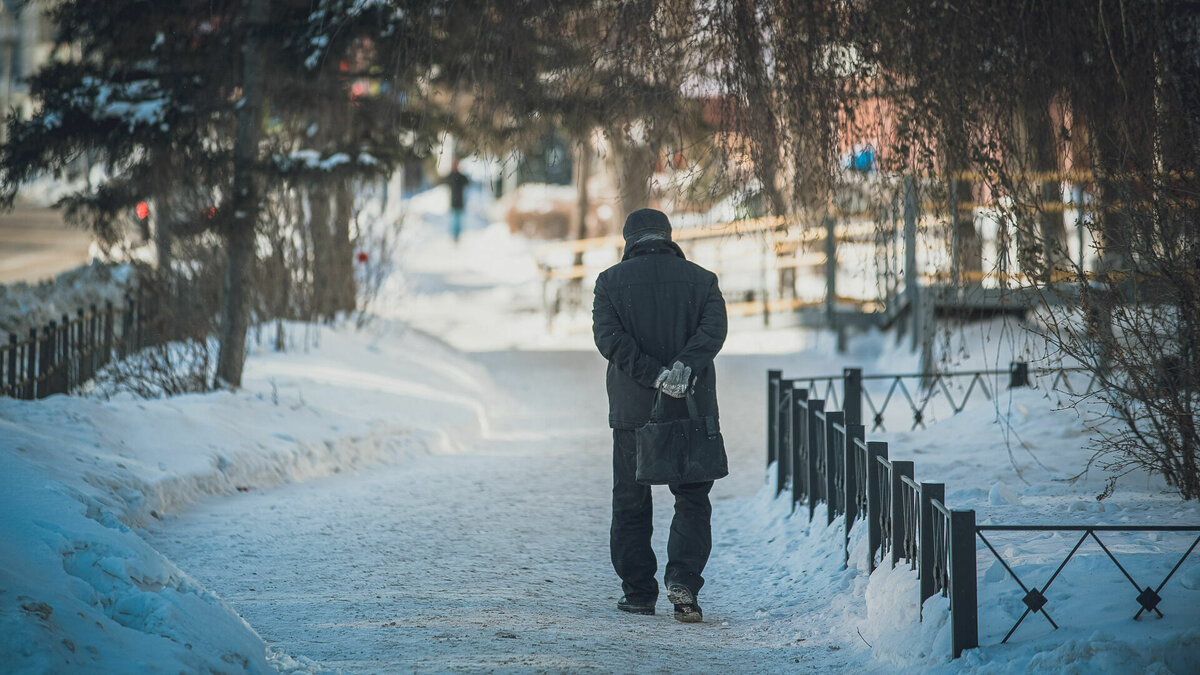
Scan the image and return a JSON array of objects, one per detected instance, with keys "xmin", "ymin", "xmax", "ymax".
[
  {"xmin": 667, "ymin": 584, "xmax": 702, "ymax": 623},
  {"xmin": 617, "ymin": 596, "xmax": 655, "ymax": 616}
]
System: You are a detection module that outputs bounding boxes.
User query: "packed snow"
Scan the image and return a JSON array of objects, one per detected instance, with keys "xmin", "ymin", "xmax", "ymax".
[{"xmin": 2, "ymin": 177, "xmax": 1198, "ymax": 673}]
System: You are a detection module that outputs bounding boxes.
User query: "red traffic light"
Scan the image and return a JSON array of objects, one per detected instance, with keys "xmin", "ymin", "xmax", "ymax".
[{"xmin": 136, "ymin": 201, "xmax": 149, "ymax": 220}]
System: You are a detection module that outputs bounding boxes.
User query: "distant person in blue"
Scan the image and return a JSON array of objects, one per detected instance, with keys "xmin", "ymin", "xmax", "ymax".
[
  {"xmin": 445, "ymin": 159, "xmax": 469, "ymax": 243},
  {"xmin": 848, "ymin": 143, "xmax": 876, "ymax": 173}
]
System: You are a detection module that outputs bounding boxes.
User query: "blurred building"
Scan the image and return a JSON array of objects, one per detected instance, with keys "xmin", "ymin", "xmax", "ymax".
[{"xmin": 0, "ymin": 0, "xmax": 52, "ymax": 140}]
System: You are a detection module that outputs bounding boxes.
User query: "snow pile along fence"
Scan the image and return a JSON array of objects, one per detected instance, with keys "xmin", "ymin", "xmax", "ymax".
[
  {"xmin": 0, "ymin": 293, "xmax": 147, "ymax": 399},
  {"xmin": 765, "ymin": 368, "xmax": 1200, "ymax": 660}
]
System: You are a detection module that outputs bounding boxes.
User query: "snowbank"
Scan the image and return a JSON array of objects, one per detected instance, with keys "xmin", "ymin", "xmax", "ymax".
[
  {"xmin": 0, "ymin": 320, "xmax": 497, "ymax": 673},
  {"xmin": 0, "ymin": 261, "xmax": 136, "ymax": 336},
  {"xmin": 0, "ymin": 451, "xmax": 283, "ymax": 673}
]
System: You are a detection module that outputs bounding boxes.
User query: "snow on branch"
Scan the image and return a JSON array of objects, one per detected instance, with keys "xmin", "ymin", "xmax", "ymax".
[
  {"xmin": 272, "ymin": 149, "xmax": 381, "ymax": 174},
  {"xmin": 43, "ymin": 76, "xmax": 173, "ymax": 132}
]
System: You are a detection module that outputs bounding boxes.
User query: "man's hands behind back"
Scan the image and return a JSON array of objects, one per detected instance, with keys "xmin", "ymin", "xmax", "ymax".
[{"xmin": 659, "ymin": 361, "xmax": 692, "ymax": 398}]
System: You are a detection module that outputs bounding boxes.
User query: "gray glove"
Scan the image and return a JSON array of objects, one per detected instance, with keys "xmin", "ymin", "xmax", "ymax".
[
  {"xmin": 660, "ymin": 360, "xmax": 692, "ymax": 398},
  {"xmin": 653, "ymin": 368, "xmax": 670, "ymax": 390}
]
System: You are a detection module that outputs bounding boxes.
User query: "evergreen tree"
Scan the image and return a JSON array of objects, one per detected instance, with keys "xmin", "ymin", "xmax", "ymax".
[
  {"xmin": 0, "ymin": 1, "xmax": 541, "ymax": 385},
  {"xmin": 1, "ymin": 0, "xmax": 672, "ymax": 386}
]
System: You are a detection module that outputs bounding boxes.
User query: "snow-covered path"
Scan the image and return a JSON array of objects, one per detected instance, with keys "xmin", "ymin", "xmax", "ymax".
[
  {"xmin": 149, "ymin": 347, "xmax": 869, "ymax": 673},
  {"xmin": 7, "ymin": 187, "xmax": 1199, "ymax": 673}
]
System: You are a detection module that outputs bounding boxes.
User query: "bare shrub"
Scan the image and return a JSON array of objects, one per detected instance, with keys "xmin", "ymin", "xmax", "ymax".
[
  {"xmin": 351, "ymin": 189, "xmax": 401, "ymax": 327},
  {"xmin": 88, "ymin": 244, "xmax": 223, "ymax": 398},
  {"xmin": 1038, "ymin": 223, "xmax": 1200, "ymax": 500},
  {"xmin": 90, "ymin": 338, "xmax": 214, "ymax": 399}
]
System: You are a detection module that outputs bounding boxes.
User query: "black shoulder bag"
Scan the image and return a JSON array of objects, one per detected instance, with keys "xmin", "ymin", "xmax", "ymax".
[{"xmin": 635, "ymin": 389, "xmax": 729, "ymax": 485}]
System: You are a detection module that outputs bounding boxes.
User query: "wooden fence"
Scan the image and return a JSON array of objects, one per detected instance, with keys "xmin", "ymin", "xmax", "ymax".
[{"xmin": 1, "ymin": 295, "xmax": 146, "ymax": 399}]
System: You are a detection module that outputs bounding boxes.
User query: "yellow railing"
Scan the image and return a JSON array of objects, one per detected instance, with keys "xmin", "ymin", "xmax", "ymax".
[
  {"xmin": 922, "ymin": 169, "xmax": 1196, "ymax": 183},
  {"xmin": 534, "ymin": 182, "xmax": 1177, "ymax": 319},
  {"xmin": 535, "ymin": 218, "xmax": 881, "ymax": 283}
]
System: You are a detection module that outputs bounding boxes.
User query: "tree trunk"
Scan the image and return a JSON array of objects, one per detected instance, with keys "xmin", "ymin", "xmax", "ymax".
[
  {"xmin": 215, "ymin": 0, "xmax": 269, "ymax": 388},
  {"xmin": 1015, "ymin": 96, "xmax": 1068, "ymax": 281},
  {"xmin": 307, "ymin": 181, "xmax": 334, "ymax": 318},
  {"xmin": 611, "ymin": 132, "xmax": 655, "ymax": 218},
  {"xmin": 1092, "ymin": 130, "xmax": 1132, "ymax": 273},
  {"xmin": 273, "ymin": 235, "xmax": 288, "ymax": 351},
  {"xmin": 565, "ymin": 139, "xmax": 592, "ymax": 306},
  {"xmin": 573, "ymin": 139, "xmax": 592, "ymax": 246},
  {"xmin": 732, "ymin": 0, "xmax": 787, "ymax": 216},
  {"xmin": 1088, "ymin": 38, "xmax": 1155, "ymax": 274},
  {"xmin": 952, "ymin": 179, "xmax": 982, "ymax": 280},
  {"xmin": 331, "ymin": 177, "xmax": 357, "ymax": 315},
  {"xmin": 153, "ymin": 203, "xmax": 171, "ymax": 273},
  {"xmin": 1155, "ymin": 5, "xmax": 1200, "ymax": 499},
  {"xmin": 941, "ymin": 120, "xmax": 982, "ymax": 280}
]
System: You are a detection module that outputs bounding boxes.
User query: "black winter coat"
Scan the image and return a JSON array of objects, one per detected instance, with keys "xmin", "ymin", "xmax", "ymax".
[{"xmin": 592, "ymin": 238, "xmax": 728, "ymax": 429}]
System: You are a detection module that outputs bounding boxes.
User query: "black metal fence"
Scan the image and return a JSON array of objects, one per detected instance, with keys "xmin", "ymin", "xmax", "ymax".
[
  {"xmin": 789, "ymin": 362, "xmax": 1104, "ymax": 432},
  {"xmin": 765, "ymin": 368, "xmax": 1200, "ymax": 659},
  {"xmin": 1, "ymin": 295, "xmax": 147, "ymax": 400}
]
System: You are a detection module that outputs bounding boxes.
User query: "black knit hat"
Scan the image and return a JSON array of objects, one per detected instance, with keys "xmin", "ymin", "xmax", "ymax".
[{"xmin": 622, "ymin": 208, "xmax": 672, "ymax": 243}]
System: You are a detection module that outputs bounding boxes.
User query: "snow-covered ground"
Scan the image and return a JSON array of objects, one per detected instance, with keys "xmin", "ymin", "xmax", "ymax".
[
  {"xmin": 0, "ymin": 320, "xmax": 494, "ymax": 673},
  {"xmin": 2, "ymin": 179, "xmax": 1198, "ymax": 673}
]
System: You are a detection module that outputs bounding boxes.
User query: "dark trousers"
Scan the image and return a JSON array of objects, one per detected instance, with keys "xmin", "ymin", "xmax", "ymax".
[{"xmin": 611, "ymin": 429, "xmax": 713, "ymax": 602}]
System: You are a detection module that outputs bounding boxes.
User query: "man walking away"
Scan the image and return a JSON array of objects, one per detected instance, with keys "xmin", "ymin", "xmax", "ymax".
[
  {"xmin": 592, "ymin": 208, "xmax": 728, "ymax": 623},
  {"xmin": 445, "ymin": 158, "xmax": 468, "ymax": 243}
]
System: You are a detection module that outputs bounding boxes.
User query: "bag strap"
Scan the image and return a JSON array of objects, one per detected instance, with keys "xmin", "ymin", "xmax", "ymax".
[
  {"xmin": 685, "ymin": 389, "xmax": 700, "ymax": 419},
  {"xmin": 649, "ymin": 388, "xmax": 702, "ymax": 420},
  {"xmin": 649, "ymin": 389, "xmax": 667, "ymax": 421}
]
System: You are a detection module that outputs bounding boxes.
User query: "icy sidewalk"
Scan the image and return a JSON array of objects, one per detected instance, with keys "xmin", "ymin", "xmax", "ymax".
[
  {"xmin": 148, "ymin": 349, "xmax": 874, "ymax": 674},
  {"xmin": 0, "ymin": 321, "xmax": 496, "ymax": 673}
]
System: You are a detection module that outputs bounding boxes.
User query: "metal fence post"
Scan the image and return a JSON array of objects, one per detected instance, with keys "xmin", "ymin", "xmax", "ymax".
[
  {"xmin": 807, "ymin": 399, "xmax": 825, "ymax": 523},
  {"xmin": 919, "ymin": 482, "xmax": 946, "ymax": 619},
  {"xmin": 776, "ymin": 380, "xmax": 793, "ymax": 496},
  {"xmin": 844, "ymin": 423, "xmax": 865, "ymax": 566},
  {"xmin": 825, "ymin": 411, "xmax": 844, "ymax": 526},
  {"xmin": 844, "ymin": 368, "xmax": 862, "ymax": 428},
  {"xmin": 791, "ymin": 387, "xmax": 808, "ymax": 511},
  {"xmin": 866, "ymin": 441, "xmax": 888, "ymax": 572},
  {"xmin": 767, "ymin": 370, "xmax": 782, "ymax": 468},
  {"xmin": 1009, "ymin": 361, "xmax": 1029, "ymax": 388},
  {"xmin": 890, "ymin": 460, "xmax": 914, "ymax": 568},
  {"xmin": 949, "ymin": 509, "xmax": 979, "ymax": 658}
]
